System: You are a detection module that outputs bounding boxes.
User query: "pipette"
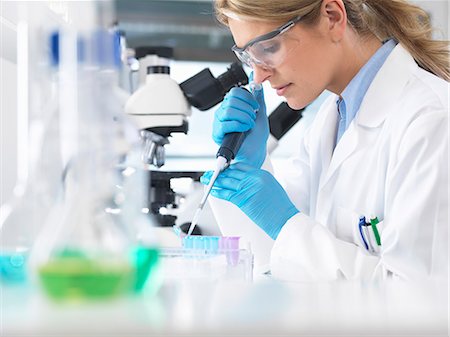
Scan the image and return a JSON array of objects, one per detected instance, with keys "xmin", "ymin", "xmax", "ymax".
[{"xmin": 186, "ymin": 82, "xmax": 262, "ymax": 236}]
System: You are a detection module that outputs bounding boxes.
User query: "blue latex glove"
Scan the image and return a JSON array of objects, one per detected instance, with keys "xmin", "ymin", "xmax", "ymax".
[
  {"xmin": 213, "ymin": 73, "xmax": 269, "ymax": 168},
  {"xmin": 201, "ymin": 163, "xmax": 299, "ymax": 240}
]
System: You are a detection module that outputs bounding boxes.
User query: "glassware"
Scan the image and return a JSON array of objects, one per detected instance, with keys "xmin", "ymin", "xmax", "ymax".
[
  {"xmin": 28, "ymin": 2, "xmax": 159, "ymax": 301},
  {"xmin": 0, "ymin": 3, "xmax": 64, "ymax": 285}
]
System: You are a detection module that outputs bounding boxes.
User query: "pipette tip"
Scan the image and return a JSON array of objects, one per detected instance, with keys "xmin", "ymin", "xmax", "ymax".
[{"xmin": 187, "ymin": 156, "xmax": 228, "ymax": 236}]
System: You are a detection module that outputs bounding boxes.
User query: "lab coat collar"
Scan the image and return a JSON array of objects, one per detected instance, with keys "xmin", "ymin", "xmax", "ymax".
[
  {"xmin": 355, "ymin": 44, "xmax": 418, "ymax": 128},
  {"xmin": 315, "ymin": 95, "xmax": 340, "ymax": 180},
  {"xmin": 318, "ymin": 44, "xmax": 417, "ymax": 192}
]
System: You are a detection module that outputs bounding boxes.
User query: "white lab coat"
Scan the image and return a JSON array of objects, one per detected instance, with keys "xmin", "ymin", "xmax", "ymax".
[{"xmin": 209, "ymin": 44, "xmax": 449, "ymax": 282}]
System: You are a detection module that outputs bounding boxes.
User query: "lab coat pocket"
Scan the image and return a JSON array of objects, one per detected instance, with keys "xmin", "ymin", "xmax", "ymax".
[{"xmin": 336, "ymin": 207, "xmax": 368, "ymax": 251}]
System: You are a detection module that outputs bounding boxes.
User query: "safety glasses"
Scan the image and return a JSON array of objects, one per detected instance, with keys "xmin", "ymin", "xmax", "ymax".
[{"xmin": 232, "ymin": 16, "xmax": 302, "ymax": 69}]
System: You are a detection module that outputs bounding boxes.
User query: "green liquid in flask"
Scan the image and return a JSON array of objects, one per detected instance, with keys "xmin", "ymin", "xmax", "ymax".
[{"xmin": 38, "ymin": 252, "xmax": 134, "ymax": 300}]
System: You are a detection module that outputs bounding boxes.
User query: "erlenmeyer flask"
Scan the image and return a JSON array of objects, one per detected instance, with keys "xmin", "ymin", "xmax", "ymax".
[
  {"xmin": 0, "ymin": 4, "xmax": 64, "ymax": 285},
  {"xmin": 30, "ymin": 24, "xmax": 159, "ymax": 301}
]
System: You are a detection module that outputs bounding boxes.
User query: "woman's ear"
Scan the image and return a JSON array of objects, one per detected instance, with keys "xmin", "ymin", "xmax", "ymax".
[{"xmin": 321, "ymin": 0, "xmax": 347, "ymax": 42}]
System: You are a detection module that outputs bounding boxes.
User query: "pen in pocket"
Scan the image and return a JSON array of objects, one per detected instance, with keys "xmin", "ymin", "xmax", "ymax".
[
  {"xmin": 370, "ymin": 216, "xmax": 381, "ymax": 246},
  {"xmin": 358, "ymin": 216, "xmax": 369, "ymax": 250},
  {"xmin": 358, "ymin": 215, "xmax": 382, "ymax": 252}
]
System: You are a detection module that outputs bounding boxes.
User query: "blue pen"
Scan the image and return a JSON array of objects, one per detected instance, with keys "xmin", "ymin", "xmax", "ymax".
[{"xmin": 358, "ymin": 216, "xmax": 369, "ymax": 250}]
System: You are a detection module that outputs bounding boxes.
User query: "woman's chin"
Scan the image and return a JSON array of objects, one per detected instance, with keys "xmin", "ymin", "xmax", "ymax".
[{"xmin": 285, "ymin": 98, "xmax": 307, "ymax": 111}]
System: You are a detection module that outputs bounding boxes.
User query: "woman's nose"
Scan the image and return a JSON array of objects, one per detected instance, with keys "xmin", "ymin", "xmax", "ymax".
[{"xmin": 251, "ymin": 64, "xmax": 272, "ymax": 84}]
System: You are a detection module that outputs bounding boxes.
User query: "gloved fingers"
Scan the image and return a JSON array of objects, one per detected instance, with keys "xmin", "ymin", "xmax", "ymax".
[
  {"xmin": 200, "ymin": 170, "xmax": 214, "ymax": 184},
  {"xmin": 200, "ymin": 165, "xmax": 262, "ymax": 188},
  {"xmin": 229, "ymin": 162, "xmax": 259, "ymax": 173},
  {"xmin": 216, "ymin": 165, "xmax": 252, "ymax": 180},
  {"xmin": 200, "ymin": 170, "xmax": 229, "ymax": 186},
  {"xmin": 201, "ymin": 170, "xmax": 238, "ymax": 186},
  {"xmin": 201, "ymin": 171, "xmax": 243, "ymax": 191},
  {"xmin": 216, "ymin": 103, "xmax": 256, "ymax": 126},
  {"xmin": 212, "ymin": 119, "xmax": 254, "ymax": 144},
  {"xmin": 211, "ymin": 175, "xmax": 241, "ymax": 191},
  {"xmin": 210, "ymin": 188, "xmax": 235, "ymax": 202},
  {"xmin": 213, "ymin": 90, "xmax": 258, "ymax": 145},
  {"xmin": 227, "ymin": 87, "xmax": 259, "ymax": 111},
  {"xmin": 218, "ymin": 100, "xmax": 258, "ymax": 130}
]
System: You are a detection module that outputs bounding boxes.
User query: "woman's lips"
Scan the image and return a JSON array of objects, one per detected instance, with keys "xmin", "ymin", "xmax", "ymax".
[{"xmin": 276, "ymin": 83, "xmax": 291, "ymax": 96}]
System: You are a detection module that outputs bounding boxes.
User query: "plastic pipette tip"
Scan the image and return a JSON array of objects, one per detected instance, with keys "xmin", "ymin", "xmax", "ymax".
[
  {"xmin": 187, "ymin": 156, "xmax": 228, "ymax": 236},
  {"xmin": 187, "ymin": 208, "xmax": 201, "ymax": 236}
]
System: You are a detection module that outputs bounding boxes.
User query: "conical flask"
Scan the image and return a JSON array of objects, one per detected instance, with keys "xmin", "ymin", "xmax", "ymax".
[
  {"xmin": 0, "ymin": 4, "xmax": 65, "ymax": 285},
  {"xmin": 30, "ymin": 18, "xmax": 159, "ymax": 301}
]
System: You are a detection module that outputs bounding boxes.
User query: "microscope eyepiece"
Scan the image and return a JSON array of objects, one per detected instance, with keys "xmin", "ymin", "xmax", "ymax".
[
  {"xmin": 179, "ymin": 62, "xmax": 249, "ymax": 111},
  {"xmin": 216, "ymin": 62, "xmax": 248, "ymax": 92}
]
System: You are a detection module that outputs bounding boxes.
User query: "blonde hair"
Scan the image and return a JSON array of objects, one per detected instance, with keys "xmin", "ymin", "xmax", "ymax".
[{"xmin": 215, "ymin": 0, "xmax": 450, "ymax": 81}]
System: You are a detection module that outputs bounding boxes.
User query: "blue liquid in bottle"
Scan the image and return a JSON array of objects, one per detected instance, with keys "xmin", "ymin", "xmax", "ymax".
[{"xmin": 0, "ymin": 251, "xmax": 28, "ymax": 284}]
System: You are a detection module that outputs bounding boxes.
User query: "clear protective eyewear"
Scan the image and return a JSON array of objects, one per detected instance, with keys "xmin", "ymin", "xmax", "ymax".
[{"xmin": 232, "ymin": 16, "xmax": 302, "ymax": 69}]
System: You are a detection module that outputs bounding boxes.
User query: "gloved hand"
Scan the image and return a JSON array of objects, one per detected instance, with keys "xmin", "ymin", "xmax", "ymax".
[
  {"xmin": 213, "ymin": 73, "xmax": 269, "ymax": 168},
  {"xmin": 201, "ymin": 163, "xmax": 299, "ymax": 240}
]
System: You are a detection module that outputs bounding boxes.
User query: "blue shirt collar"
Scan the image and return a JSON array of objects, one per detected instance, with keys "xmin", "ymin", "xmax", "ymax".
[{"xmin": 337, "ymin": 39, "xmax": 397, "ymax": 131}]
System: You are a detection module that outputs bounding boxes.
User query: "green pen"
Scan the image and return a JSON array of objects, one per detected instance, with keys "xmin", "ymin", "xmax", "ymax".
[{"xmin": 370, "ymin": 216, "xmax": 381, "ymax": 246}]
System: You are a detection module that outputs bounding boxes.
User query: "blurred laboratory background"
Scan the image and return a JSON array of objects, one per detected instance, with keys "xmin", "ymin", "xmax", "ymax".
[
  {"xmin": 1, "ymin": 0, "xmax": 448, "ymax": 207},
  {"xmin": 1, "ymin": 0, "xmax": 448, "ymax": 206}
]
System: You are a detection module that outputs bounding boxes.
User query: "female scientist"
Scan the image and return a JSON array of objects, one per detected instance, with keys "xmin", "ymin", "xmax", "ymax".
[{"xmin": 201, "ymin": 0, "xmax": 449, "ymax": 281}]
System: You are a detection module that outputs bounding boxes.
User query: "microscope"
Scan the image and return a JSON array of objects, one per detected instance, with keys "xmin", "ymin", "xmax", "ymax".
[
  {"xmin": 125, "ymin": 46, "xmax": 248, "ymax": 167},
  {"xmin": 125, "ymin": 47, "xmax": 249, "ymax": 232}
]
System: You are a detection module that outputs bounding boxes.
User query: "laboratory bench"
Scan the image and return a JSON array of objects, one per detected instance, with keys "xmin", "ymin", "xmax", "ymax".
[{"xmin": 1, "ymin": 277, "xmax": 447, "ymax": 336}]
